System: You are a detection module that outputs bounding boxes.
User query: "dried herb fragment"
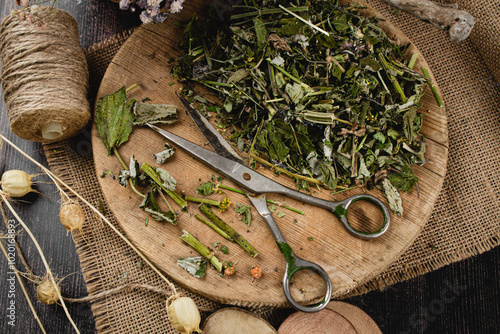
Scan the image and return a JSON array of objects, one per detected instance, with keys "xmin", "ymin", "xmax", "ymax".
[
  {"xmin": 177, "ymin": 256, "xmax": 207, "ymax": 278},
  {"xmin": 139, "ymin": 189, "xmax": 177, "ymax": 224},
  {"xmin": 154, "ymin": 143, "xmax": 176, "ymax": 164},
  {"xmin": 235, "ymin": 203, "xmax": 252, "ymax": 227},
  {"xmin": 381, "ymin": 178, "xmax": 403, "ymax": 215},
  {"xmin": 133, "ymin": 102, "xmax": 178, "ymax": 125},
  {"xmin": 196, "ymin": 181, "xmax": 215, "ymax": 196}
]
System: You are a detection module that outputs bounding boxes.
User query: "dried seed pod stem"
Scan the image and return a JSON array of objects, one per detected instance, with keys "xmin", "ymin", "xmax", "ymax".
[
  {"xmin": 0, "ymin": 195, "xmax": 79, "ymax": 333},
  {"xmin": 0, "ymin": 133, "xmax": 178, "ymax": 295},
  {"xmin": 0, "ymin": 239, "xmax": 47, "ymax": 334}
]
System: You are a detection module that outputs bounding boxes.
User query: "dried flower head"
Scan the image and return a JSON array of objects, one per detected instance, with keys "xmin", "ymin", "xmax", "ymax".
[
  {"xmin": 169, "ymin": 0, "xmax": 184, "ymax": 14},
  {"xmin": 118, "ymin": 0, "xmax": 184, "ymax": 23}
]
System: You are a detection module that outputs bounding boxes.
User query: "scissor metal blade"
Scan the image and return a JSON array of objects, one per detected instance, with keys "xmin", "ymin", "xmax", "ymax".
[
  {"xmin": 176, "ymin": 93, "xmax": 247, "ymax": 166},
  {"xmin": 147, "ymin": 123, "xmax": 290, "ymax": 195}
]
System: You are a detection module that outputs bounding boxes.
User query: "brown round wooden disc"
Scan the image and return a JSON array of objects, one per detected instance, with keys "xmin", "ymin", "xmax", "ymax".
[
  {"xmin": 278, "ymin": 301, "xmax": 381, "ymax": 334},
  {"xmin": 203, "ymin": 308, "xmax": 277, "ymax": 334},
  {"xmin": 91, "ymin": 0, "xmax": 447, "ymax": 307},
  {"xmin": 279, "ymin": 309, "xmax": 357, "ymax": 334}
]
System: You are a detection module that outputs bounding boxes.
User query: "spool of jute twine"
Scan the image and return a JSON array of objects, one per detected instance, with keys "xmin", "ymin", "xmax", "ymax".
[{"xmin": 0, "ymin": 6, "xmax": 90, "ymax": 142}]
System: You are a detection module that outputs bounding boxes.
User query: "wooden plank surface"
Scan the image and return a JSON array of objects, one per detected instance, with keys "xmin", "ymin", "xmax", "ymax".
[{"xmin": 91, "ymin": 0, "xmax": 448, "ymax": 307}]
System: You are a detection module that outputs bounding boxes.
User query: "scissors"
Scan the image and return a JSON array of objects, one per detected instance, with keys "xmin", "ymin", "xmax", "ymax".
[{"xmin": 147, "ymin": 94, "xmax": 390, "ymax": 313}]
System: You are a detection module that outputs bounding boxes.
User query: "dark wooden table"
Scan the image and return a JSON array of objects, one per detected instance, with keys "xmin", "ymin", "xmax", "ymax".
[{"xmin": 0, "ymin": 1, "xmax": 498, "ymax": 333}]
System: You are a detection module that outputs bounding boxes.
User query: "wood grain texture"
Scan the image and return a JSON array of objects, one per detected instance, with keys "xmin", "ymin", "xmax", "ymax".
[
  {"xmin": 203, "ymin": 307, "xmax": 278, "ymax": 334},
  {"xmin": 277, "ymin": 300, "xmax": 382, "ymax": 334},
  {"xmin": 91, "ymin": 0, "xmax": 448, "ymax": 307}
]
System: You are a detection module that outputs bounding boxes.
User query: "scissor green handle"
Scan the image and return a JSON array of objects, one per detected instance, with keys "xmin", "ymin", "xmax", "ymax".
[
  {"xmin": 332, "ymin": 194, "xmax": 390, "ymax": 239},
  {"xmin": 277, "ymin": 242, "xmax": 333, "ymax": 313}
]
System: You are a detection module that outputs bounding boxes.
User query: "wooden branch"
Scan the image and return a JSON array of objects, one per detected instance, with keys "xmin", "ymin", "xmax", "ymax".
[{"xmin": 380, "ymin": 0, "xmax": 475, "ymax": 42}]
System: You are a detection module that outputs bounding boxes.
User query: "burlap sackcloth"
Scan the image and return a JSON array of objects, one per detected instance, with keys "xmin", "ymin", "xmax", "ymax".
[{"xmin": 40, "ymin": 0, "xmax": 500, "ymax": 332}]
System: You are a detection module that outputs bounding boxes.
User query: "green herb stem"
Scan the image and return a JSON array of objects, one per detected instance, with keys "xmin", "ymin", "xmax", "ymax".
[
  {"xmin": 217, "ymin": 184, "xmax": 245, "ymax": 195},
  {"xmin": 185, "ymin": 196, "xmax": 221, "ymax": 207},
  {"xmin": 180, "ymin": 230, "xmax": 223, "ymax": 272},
  {"xmin": 113, "ymin": 147, "xmax": 145, "ymax": 198},
  {"xmin": 195, "ymin": 214, "xmax": 234, "ymax": 241},
  {"xmin": 378, "ymin": 54, "xmax": 407, "ymax": 102},
  {"xmin": 266, "ymin": 199, "xmax": 304, "ymax": 215},
  {"xmin": 201, "ymin": 80, "xmax": 234, "ymax": 88},
  {"xmin": 278, "ymin": 5, "xmax": 329, "ymax": 36},
  {"xmin": 408, "ymin": 54, "xmax": 418, "ymax": 69},
  {"xmin": 268, "ymin": 61, "xmax": 311, "ymax": 90},
  {"xmin": 330, "ymin": 185, "xmax": 357, "ymax": 195},
  {"xmin": 302, "ymin": 111, "xmax": 353, "ymax": 126},
  {"xmin": 216, "ymin": 184, "xmax": 303, "ymax": 214},
  {"xmin": 248, "ymin": 152, "xmax": 323, "ymax": 186},
  {"xmin": 230, "ymin": 6, "xmax": 309, "ymax": 20},
  {"xmin": 141, "ymin": 162, "xmax": 187, "ymax": 209},
  {"xmin": 198, "ymin": 204, "xmax": 259, "ymax": 257},
  {"xmin": 125, "ymin": 83, "xmax": 140, "ymax": 93},
  {"xmin": 421, "ymin": 67, "xmax": 444, "ymax": 107}
]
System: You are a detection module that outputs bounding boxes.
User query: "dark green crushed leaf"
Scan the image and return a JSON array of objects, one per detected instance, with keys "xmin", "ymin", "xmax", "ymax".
[
  {"xmin": 220, "ymin": 245, "xmax": 229, "ymax": 254},
  {"xmin": 172, "ymin": 0, "xmax": 429, "ymax": 212},
  {"xmin": 235, "ymin": 203, "xmax": 252, "ymax": 226},
  {"xmin": 139, "ymin": 189, "xmax": 177, "ymax": 224},
  {"xmin": 196, "ymin": 181, "xmax": 215, "ymax": 196}
]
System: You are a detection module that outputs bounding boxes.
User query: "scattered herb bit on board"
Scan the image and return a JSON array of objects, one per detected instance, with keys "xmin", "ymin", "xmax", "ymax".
[
  {"xmin": 154, "ymin": 143, "xmax": 176, "ymax": 164},
  {"xmin": 198, "ymin": 204, "xmax": 259, "ymax": 257},
  {"xmin": 133, "ymin": 102, "xmax": 178, "ymax": 126},
  {"xmin": 173, "ymin": 0, "xmax": 430, "ymax": 213},
  {"xmin": 177, "ymin": 256, "xmax": 208, "ymax": 278},
  {"xmin": 181, "ymin": 230, "xmax": 223, "ymax": 272},
  {"xmin": 235, "ymin": 203, "xmax": 252, "ymax": 226},
  {"xmin": 94, "ymin": 85, "xmax": 185, "ymax": 221},
  {"xmin": 196, "ymin": 181, "xmax": 215, "ymax": 196}
]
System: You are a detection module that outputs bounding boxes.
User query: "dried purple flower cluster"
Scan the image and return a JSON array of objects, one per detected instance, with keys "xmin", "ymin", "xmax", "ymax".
[{"xmin": 119, "ymin": 0, "xmax": 185, "ymax": 24}]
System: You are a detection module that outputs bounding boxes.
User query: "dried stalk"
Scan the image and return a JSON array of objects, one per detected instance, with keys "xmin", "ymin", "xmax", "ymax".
[
  {"xmin": 0, "ymin": 134, "xmax": 178, "ymax": 295},
  {"xmin": 0, "ymin": 239, "xmax": 47, "ymax": 334},
  {"xmin": 0, "ymin": 197, "xmax": 80, "ymax": 333},
  {"xmin": 379, "ymin": 0, "xmax": 475, "ymax": 42}
]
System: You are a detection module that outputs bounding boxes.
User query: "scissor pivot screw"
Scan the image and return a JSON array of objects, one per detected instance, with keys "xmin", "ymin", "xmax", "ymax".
[{"xmin": 242, "ymin": 172, "xmax": 252, "ymax": 181}]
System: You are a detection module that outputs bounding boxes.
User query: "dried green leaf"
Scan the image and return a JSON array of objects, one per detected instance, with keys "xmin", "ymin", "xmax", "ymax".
[
  {"xmin": 154, "ymin": 143, "xmax": 176, "ymax": 164},
  {"xmin": 235, "ymin": 203, "xmax": 252, "ymax": 227},
  {"xmin": 156, "ymin": 167, "xmax": 177, "ymax": 191},
  {"xmin": 177, "ymin": 256, "xmax": 207, "ymax": 278},
  {"xmin": 196, "ymin": 181, "xmax": 215, "ymax": 196},
  {"xmin": 133, "ymin": 102, "xmax": 178, "ymax": 125},
  {"xmin": 139, "ymin": 190, "xmax": 177, "ymax": 224},
  {"xmin": 95, "ymin": 86, "xmax": 135, "ymax": 154},
  {"xmin": 382, "ymin": 178, "xmax": 403, "ymax": 215}
]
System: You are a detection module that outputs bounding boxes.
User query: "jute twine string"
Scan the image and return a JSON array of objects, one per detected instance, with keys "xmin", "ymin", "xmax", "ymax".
[{"xmin": 0, "ymin": 6, "xmax": 90, "ymax": 142}]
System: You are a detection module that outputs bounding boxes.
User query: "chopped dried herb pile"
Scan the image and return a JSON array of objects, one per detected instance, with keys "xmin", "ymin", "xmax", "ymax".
[{"xmin": 173, "ymin": 0, "xmax": 430, "ymax": 213}]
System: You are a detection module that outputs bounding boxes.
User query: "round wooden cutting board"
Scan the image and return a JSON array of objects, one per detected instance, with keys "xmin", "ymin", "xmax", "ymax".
[{"xmin": 91, "ymin": 0, "xmax": 447, "ymax": 307}]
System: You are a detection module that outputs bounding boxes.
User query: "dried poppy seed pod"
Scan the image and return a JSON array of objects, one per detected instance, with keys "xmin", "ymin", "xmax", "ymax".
[
  {"xmin": 37, "ymin": 279, "xmax": 61, "ymax": 305},
  {"xmin": 59, "ymin": 203, "xmax": 85, "ymax": 232},
  {"xmin": 167, "ymin": 296, "xmax": 202, "ymax": 334},
  {"xmin": 0, "ymin": 170, "xmax": 36, "ymax": 197}
]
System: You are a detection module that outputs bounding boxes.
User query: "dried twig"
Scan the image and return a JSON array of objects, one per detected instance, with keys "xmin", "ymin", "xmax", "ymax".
[{"xmin": 380, "ymin": 0, "xmax": 475, "ymax": 42}]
